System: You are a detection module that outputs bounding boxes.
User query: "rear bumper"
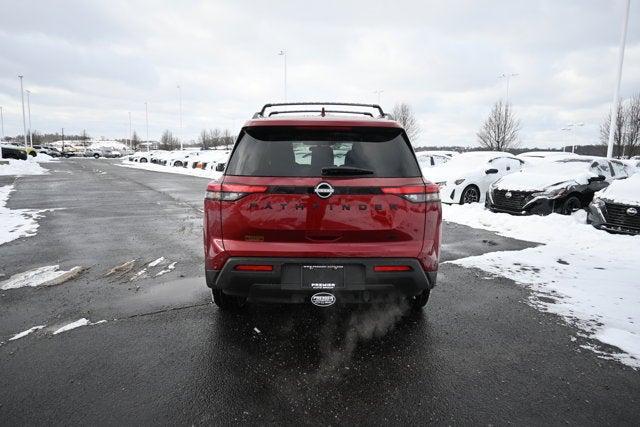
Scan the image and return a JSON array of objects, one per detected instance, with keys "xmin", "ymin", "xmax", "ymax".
[{"xmin": 206, "ymin": 257, "xmax": 436, "ymax": 304}]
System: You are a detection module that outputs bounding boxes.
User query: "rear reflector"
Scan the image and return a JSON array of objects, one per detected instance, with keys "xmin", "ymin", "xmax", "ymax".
[
  {"xmin": 373, "ymin": 265, "xmax": 412, "ymax": 272},
  {"xmin": 234, "ymin": 264, "xmax": 273, "ymax": 271}
]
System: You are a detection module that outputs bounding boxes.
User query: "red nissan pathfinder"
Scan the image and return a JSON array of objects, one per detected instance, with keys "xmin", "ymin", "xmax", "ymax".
[{"xmin": 204, "ymin": 102, "xmax": 442, "ymax": 311}]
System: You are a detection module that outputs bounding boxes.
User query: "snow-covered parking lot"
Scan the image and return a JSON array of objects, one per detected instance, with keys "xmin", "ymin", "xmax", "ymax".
[{"xmin": 444, "ymin": 204, "xmax": 640, "ymax": 368}]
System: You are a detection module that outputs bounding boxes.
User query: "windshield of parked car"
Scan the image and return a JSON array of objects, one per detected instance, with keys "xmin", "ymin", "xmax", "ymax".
[{"xmin": 225, "ymin": 126, "xmax": 422, "ymax": 177}]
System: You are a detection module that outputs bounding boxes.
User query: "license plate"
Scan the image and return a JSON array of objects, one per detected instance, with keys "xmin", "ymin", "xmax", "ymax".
[{"xmin": 301, "ymin": 265, "xmax": 344, "ymax": 289}]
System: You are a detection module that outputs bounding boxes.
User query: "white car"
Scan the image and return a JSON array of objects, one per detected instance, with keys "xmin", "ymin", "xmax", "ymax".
[
  {"xmin": 416, "ymin": 151, "xmax": 451, "ymax": 172},
  {"xmin": 517, "ymin": 151, "xmax": 578, "ymax": 164},
  {"xmin": 188, "ymin": 149, "xmax": 231, "ymax": 170},
  {"xmin": 425, "ymin": 151, "xmax": 524, "ymax": 204}
]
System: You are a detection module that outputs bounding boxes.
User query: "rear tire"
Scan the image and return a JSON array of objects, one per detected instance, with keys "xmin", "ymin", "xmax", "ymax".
[
  {"xmin": 211, "ymin": 289, "xmax": 247, "ymax": 311},
  {"xmin": 408, "ymin": 289, "xmax": 430, "ymax": 311},
  {"xmin": 93, "ymin": 153, "xmax": 100, "ymax": 159},
  {"xmin": 460, "ymin": 185, "xmax": 480, "ymax": 204},
  {"xmin": 560, "ymin": 196, "xmax": 582, "ymax": 215}
]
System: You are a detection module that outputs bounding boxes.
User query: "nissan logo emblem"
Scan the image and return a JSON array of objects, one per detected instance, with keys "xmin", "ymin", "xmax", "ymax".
[
  {"xmin": 314, "ymin": 182, "xmax": 334, "ymax": 199},
  {"xmin": 627, "ymin": 207, "xmax": 638, "ymax": 216},
  {"xmin": 505, "ymin": 191, "xmax": 512, "ymax": 198}
]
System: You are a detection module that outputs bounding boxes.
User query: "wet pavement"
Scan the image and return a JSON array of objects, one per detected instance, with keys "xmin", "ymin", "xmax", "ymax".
[{"xmin": 1, "ymin": 159, "xmax": 638, "ymax": 425}]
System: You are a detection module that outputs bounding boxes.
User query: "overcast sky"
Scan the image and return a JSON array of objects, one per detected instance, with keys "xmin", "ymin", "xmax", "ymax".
[{"xmin": 0, "ymin": 0, "xmax": 638, "ymax": 148}]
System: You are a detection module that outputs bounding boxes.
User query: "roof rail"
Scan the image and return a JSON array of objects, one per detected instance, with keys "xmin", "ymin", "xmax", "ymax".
[{"xmin": 253, "ymin": 102, "xmax": 393, "ymax": 119}]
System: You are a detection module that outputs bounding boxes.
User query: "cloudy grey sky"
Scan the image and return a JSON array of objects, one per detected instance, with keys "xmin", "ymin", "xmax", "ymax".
[{"xmin": 0, "ymin": 0, "xmax": 638, "ymax": 148}]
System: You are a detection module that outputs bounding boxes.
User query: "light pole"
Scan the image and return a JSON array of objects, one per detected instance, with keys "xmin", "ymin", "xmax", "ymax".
[
  {"xmin": 278, "ymin": 50, "xmax": 287, "ymax": 101},
  {"xmin": 0, "ymin": 106, "xmax": 4, "ymax": 141},
  {"xmin": 606, "ymin": 0, "xmax": 631, "ymax": 159},
  {"xmin": 18, "ymin": 75, "xmax": 28, "ymax": 149},
  {"xmin": 26, "ymin": 90, "xmax": 33, "ymax": 147},
  {"xmin": 498, "ymin": 73, "xmax": 519, "ymax": 104},
  {"xmin": 145, "ymin": 101, "xmax": 149, "ymax": 150},
  {"xmin": 562, "ymin": 123, "xmax": 584, "ymax": 153},
  {"xmin": 373, "ymin": 89, "xmax": 384, "ymax": 105},
  {"xmin": 128, "ymin": 111, "xmax": 132, "ymax": 148},
  {"xmin": 177, "ymin": 84, "xmax": 183, "ymax": 150}
]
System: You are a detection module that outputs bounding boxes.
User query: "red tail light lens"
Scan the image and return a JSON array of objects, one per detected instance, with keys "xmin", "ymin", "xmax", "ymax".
[
  {"xmin": 234, "ymin": 264, "xmax": 273, "ymax": 271},
  {"xmin": 381, "ymin": 184, "xmax": 440, "ymax": 203},
  {"xmin": 205, "ymin": 183, "xmax": 268, "ymax": 201},
  {"xmin": 373, "ymin": 265, "xmax": 412, "ymax": 272}
]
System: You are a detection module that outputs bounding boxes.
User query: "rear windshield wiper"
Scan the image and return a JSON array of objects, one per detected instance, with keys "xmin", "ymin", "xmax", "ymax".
[{"xmin": 321, "ymin": 166, "xmax": 374, "ymax": 176}]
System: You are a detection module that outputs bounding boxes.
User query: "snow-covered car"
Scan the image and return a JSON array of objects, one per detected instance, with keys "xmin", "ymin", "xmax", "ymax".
[
  {"xmin": 517, "ymin": 151, "xmax": 578, "ymax": 164},
  {"xmin": 416, "ymin": 151, "xmax": 451, "ymax": 171},
  {"xmin": 425, "ymin": 151, "xmax": 524, "ymax": 204},
  {"xmin": 87, "ymin": 148, "xmax": 122, "ymax": 158},
  {"xmin": 166, "ymin": 151, "xmax": 192, "ymax": 167},
  {"xmin": 150, "ymin": 150, "xmax": 176, "ymax": 165},
  {"xmin": 487, "ymin": 156, "xmax": 630, "ymax": 215},
  {"xmin": 188, "ymin": 150, "xmax": 231, "ymax": 170},
  {"xmin": 588, "ymin": 173, "xmax": 640, "ymax": 235}
]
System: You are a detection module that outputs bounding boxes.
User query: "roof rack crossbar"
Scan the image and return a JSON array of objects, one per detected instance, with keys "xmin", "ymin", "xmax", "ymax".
[
  {"xmin": 256, "ymin": 102, "xmax": 387, "ymax": 118},
  {"xmin": 267, "ymin": 109, "xmax": 374, "ymax": 117}
]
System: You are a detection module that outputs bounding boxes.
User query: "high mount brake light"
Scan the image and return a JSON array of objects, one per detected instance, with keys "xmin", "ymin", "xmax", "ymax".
[
  {"xmin": 381, "ymin": 184, "xmax": 440, "ymax": 203},
  {"xmin": 205, "ymin": 184, "xmax": 268, "ymax": 201}
]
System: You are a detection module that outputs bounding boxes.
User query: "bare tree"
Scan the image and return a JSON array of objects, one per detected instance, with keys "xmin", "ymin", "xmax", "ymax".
[
  {"xmin": 159, "ymin": 130, "xmax": 179, "ymax": 150},
  {"xmin": 131, "ymin": 131, "xmax": 140, "ymax": 150},
  {"xmin": 392, "ymin": 102, "xmax": 421, "ymax": 142},
  {"xmin": 477, "ymin": 100, "xmax": 521, "ymax": 151},
  {"xmin": 624, "ymin": 93, "xmax": 640, "ymax": 157},
  {"xmin": 600, "ymin": 102, "xmax": 626, "ymax": 158},
  {"xmin": 221, "ymin": 129, "xmax": 235, "ymax": 148}
]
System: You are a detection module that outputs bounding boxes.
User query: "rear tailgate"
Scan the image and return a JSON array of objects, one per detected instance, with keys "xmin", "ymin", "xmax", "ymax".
[{"xmin": 219, "ymin": 176, "xmax": 429, "ymax": 258}]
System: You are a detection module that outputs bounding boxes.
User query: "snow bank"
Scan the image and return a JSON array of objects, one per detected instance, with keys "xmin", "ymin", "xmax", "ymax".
[
  {"xmin": 119, "ymin": 161, "xmax": 222, "ymax": 179},
  {"xmin": 443, "ymin": 204, "xmax": 640, "ymax": 368},
  {"xmin": 0, "ymin": 158, "xmax": 49, "ymax": 176}
]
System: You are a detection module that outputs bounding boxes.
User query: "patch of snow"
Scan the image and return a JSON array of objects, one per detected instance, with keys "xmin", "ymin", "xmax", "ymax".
[
  {"xmin": 148, "ymin": 257, "xmax": 165, "ymax": 267},
  {"xmin": 155, "ymin": 261, "xmax": 177, "ymax": 277},
  {"xmin": 0, "ymin": 265, "xmax": 84, "ymax": 290},
  {"xmin": 9, "ymin": 325, "xmax": 45, "ymax": 341},
  {"xmin": 0, "ymin": 185, "xmax": 40, "ymax": 246},
  {"xmin": 444, "ymin": 203, "xmax": 640, "ymax": 369},
  {"xmin": 52, "ymin": 318, "xmax": 90, "ymax": 335},
  {"xmin": 493, "ymin": 158, "xmax": 597, "ymax": 191},
  {"xmin": 130, "ymin": 268, "xmax": 148, "ymax": 281},
  {"xmin": 0, "ymin": 157, "xmax": 49, "ymax": 176},
  {"xmin": 253, "ymin": 327, "xmax": 261, "ymax": 334},
  {"xmin": 119, "ymin": 161, "xmax": 222, "ymax": 179}
]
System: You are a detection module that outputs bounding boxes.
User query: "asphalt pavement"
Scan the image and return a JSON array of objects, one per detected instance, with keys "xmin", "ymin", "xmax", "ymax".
[{"xmin": 0, "ymin": 159, "xmax": 638, "ymax": 425}]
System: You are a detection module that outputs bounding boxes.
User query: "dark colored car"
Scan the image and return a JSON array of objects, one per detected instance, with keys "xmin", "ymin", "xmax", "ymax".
[
  {"xmin": 203, "ymin": 102, "xmax": 442, "ymax": 311},
  {"xmin": 588, "ymin": 174, "xmax": 640, "ymax": 235},
  {"xmin": 1, "ymin": 144, "xmax": 28, "ymax": 160},
  {"xmin": 486, "ymin": 156, "xmax": 629, "ymax": 215}
]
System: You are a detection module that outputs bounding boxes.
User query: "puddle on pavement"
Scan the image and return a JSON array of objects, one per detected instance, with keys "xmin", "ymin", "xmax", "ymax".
[{"xmin": 108, "ymin": 276, "xmax": 210, "ymax": 319}]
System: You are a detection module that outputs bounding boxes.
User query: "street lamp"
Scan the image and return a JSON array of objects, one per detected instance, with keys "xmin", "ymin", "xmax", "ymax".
[
  {"xmin": 177, "ymin": 84, "xmax": 183, "ymax": 150},
  {"xmin": 0, "ymin": 106, "xmax": 4, "ymax": 141},
  {"xmin": 145, "ymin": 102, "xmax": 149, "ymax": 149},
  {"xmin": 498, "ymin": 73, "xmax": 519, "ymax": 104},
  {"xmin": 562, "ymin": 122, "xmax": 584, "ymax": 153},
  {"xmin": 18, "ymin": 75, "xmax": 28, "ymax": 149},
  {"xmin": 26, "ymin": 90, "xmax": 33, "ymax": 147},
  {"xmin": 373, "ymin": 89, "xmax": 384, "ymax": 105},
  {"xmin": 278, "ymin": 50, "xmax": 287, "ymax": 101},
  {"xmin": 128, "ymin": 111, "xmax": 132, "ymax": 148}
]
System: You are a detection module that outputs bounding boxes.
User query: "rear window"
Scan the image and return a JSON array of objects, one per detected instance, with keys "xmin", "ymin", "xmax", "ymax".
[{"xmin": 225, "ymin": 126, "xmax": 421, "ymax": 177}]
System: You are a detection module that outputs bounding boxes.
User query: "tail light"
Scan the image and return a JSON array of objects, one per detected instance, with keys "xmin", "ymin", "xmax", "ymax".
[
  {"xmin": 381, "ymin": 184, "xmax": 440, "ymax": 203},
  {"xmin": 205, "ymin": 183, "xmax": 268, "ymax": 201}
]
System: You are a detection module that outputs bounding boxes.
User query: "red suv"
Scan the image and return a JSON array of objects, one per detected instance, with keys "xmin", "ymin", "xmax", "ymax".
[{"xmin": 204, "ymin": 103, "xmax": 442, "ymax": 311}]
